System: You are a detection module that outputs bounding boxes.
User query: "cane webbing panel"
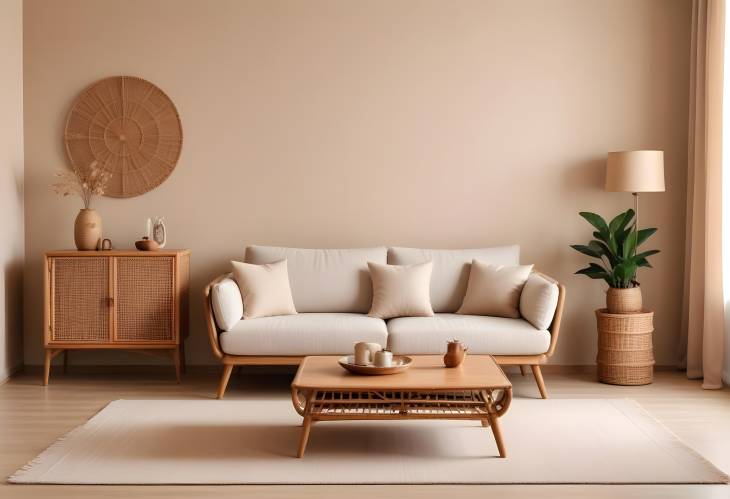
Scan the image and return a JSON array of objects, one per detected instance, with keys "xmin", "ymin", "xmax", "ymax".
[
  {"xmin": 116, "ymin": 257, "xmax": 174, "ymax": 342},
  {"xmin": 310, "ymin": 390, "xmax": 493, "ymax": 419},
  {"xmin": 52, "ymin": 257, "xmax": 110, "ymax": 342}
]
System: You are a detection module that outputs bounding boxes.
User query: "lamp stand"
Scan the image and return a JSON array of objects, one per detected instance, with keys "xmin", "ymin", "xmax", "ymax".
[
  {"xmin": 633, "ymin": 192, "xmax": 639, "ymax": 283},
  {"xmin": 633, "ymin": 192, "xmax": 639, "ymax": 236}
]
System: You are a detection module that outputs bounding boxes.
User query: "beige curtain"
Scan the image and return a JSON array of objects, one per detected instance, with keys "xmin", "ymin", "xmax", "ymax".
[{"xmin": 680, "ymin": 0, "xmax": 726, "ymax": 389}]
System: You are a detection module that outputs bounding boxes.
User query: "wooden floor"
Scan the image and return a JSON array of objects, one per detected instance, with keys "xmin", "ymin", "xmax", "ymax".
[{"xmin": 1, "ymin": 366, "xmax": 729, "ymax": 498}]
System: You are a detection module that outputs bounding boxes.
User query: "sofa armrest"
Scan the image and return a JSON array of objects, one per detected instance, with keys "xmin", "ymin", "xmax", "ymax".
[
  {"xmin": 527, "ymin": 271, "xmax": 565, "ymax": 358},
  {"xmin": 204, "ymin": 273, "xmax": 242, "ymax": 360}
]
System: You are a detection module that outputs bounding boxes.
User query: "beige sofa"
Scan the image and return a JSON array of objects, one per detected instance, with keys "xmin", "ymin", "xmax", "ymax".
[{"xmin": 205, "ymin": 246, "xmax": 565, "ymax": 399}]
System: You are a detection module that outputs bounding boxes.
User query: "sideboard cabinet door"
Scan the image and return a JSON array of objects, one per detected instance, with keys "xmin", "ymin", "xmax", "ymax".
[
  {"xmin": 114, "ymin": 256, "xmax": 175, "ymax": 343},
  {"xmin": 49, "ymin": 257, "xmax": 111, "ymax": 343}
]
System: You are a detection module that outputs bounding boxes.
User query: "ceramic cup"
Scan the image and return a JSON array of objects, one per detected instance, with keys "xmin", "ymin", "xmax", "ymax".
[
  {"xmin": 354, "ymin": 342, "xmax": 381, "ymax": 365},
  {"xmin": 373, "ymin": 349, "xmax": 393, "ymax": 368}
]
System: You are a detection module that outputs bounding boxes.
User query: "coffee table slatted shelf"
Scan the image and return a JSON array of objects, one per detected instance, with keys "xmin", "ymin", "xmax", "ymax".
[{"xmin": 291, "ymin": 355, "xmax": 512, "ymax": 458}]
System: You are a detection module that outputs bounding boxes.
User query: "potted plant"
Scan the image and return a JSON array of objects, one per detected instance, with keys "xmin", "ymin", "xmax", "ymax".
[
  {"xmin": 52, "ymin": 161, "xmax": 111, "ymax": 251},
  {"xmin": 570, "ymin": 209, "xmax": 659, "ymax": 313}
]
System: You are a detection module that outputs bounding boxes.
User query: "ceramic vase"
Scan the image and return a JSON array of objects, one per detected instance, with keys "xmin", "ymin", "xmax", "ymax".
[
  {"xmin": 443, "ymin": 340, "xmax": 467, "ymax": 368},
  {"xmin": 606, "ymin": 286, "xmax": 642, "ymax": 314},
  {"xmin": 74, "ymin": 208, "xmax": 102, "ymax": 251}
]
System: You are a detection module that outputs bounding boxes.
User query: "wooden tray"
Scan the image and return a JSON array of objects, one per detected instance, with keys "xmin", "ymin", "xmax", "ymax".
[{"xmin": 338, "ymin": 355, "xmax": 412, "ymax": 375}]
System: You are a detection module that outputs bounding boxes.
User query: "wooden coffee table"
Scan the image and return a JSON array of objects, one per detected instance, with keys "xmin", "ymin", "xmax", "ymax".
[{"xmin": 290, "ymin": 355, "xmax": 512, "ymax": 458}]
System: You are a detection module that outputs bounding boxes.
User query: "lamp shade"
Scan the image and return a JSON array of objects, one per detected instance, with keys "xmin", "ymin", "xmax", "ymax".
[{"xmin": 605, "ymin": 150, "xmax": 665, "ymax": 193}]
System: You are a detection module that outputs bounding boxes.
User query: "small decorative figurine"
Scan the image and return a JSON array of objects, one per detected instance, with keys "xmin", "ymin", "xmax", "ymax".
[
  {"xmin": 152, "ymin": 217, "xmax": 167, "ymax": 248},
  {"xmin": 443, "ymin": 340, "xmax": 467, "ymax": 368}
]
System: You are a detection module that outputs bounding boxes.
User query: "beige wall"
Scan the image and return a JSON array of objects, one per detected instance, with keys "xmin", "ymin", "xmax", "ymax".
[
  {"xmin": 23, "ymin": 0, "xmax": 691, "ymax": 366},
  {"xmin": 1, "ymin": 0, "xmax": 24, "ymax": 381}
]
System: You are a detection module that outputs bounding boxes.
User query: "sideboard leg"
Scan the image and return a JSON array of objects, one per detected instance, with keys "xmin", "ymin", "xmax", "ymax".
[
  {"xmin": 43, "ymin": 349, "xmax": 52, "ymax": 386},
  {"xmin": 531, "ymin": 365, "xmax": 548, "ymax": 399},
  {"xmin": 179, "ymin": 341, "xmax": 187, "ymax": 374},
  {"xmin": 217, "ymin": 364, "xmax": 233, "ymax": 399},
  {"xmin": 63, "ymin": 350, "xmax": 69, "ymax": 374},
  {"xmin": 173, "ymin": 348, "xmax": 182, "ymax": 384}
]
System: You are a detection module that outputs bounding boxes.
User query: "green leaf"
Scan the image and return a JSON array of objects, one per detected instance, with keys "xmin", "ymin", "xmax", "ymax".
[
  {"xmin": 636, "ymin": 228, "xmax": 657, "ymax": 246},
  {"xmin": 580, "ymin": 212, "xmax": 609, "ymax": 234},
  {"xmin": 623, "ymin": 230, "xmax": 638, "ymax": 259},
  {"xmin": 634, "ymin": 249, "xmax": 660, "ymax": 261},
  {"xmin": 616, "ymin": 226, "xmax": 632, "ymax": 248},
  {"xmin": 591, "ymin": 240, "xmax": 618, "ymax": 265},
  {"xmin": 617, "ymin": 209, "xmax": 635, "ymax": 234},
  {"xmin": 609, "ymin": 212, "xmax": 626, "ymax": 233},
  {"xmin": 636, "ymin": 257, "xmax": 653, "ymax": 268},
  {"xmin": 609, "ymin": 209, "xmax": 634, "ymax": 235},
  {"xmin": 593, "ymin": 231, "xmax": 609, "ymax": 244},
  {"xmin": 570, "ymin": 244, "xmax": 603, "ymax": 258},
  {"xmin": 575, "ymin": 264, "xmax": 610, "ymax": 279},
  {"xmin": 608, "ymin": 234, "xmax": 618, "ymax": 256}
]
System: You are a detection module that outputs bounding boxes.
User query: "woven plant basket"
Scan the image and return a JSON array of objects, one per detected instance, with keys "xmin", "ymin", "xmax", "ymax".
[
  {"xmin": 595, "ymin": 309, "xmax": 654, "ymax": 385},
  {"xmin": 606, "ymin": 286, "xmax": 643, "ymax": 314}
]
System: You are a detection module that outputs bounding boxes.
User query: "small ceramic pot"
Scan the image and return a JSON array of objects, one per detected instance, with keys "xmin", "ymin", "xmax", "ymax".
[
  {"xmin": 74, "ymin": 208, "xmax": 102, "ymax": 251},
  {"xmin": 135, "ymin": 237, "xmax": 160, "ymax": 251},
  {"xmin": 374, "ymin": 349, "xmax": 393, "ymax": 368},
  {"xmin": 444, "ymin": 340, "xmax": 468, "ymax": 368}
]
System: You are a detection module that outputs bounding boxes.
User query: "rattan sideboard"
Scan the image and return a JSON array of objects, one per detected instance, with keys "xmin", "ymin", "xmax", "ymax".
[{"xmin": 43, "ymin": 250, "xmax": 190, "ymax": 385}]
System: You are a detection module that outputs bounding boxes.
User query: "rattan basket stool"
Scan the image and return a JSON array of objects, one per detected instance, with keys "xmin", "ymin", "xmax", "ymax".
[{"xmin": 595, "ymin": 309, "xmax": 654, "ymax": 385}]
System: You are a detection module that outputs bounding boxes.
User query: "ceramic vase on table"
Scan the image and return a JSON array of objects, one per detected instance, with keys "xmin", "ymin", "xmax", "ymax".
[
  {"xmin": 74, "ymin": 208, "xmax": 102, "ymax": 251},
  {"xmin": 444, "ymin": 340, "xmax": 467, "ymax": 367}
]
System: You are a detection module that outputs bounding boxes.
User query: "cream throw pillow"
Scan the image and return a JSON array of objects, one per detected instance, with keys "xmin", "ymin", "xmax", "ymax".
[
  {"xmin": 367, "ymin": 261, "xmax": 434, "ymax": 319},
  {"xmin": 231, "ymin": 259, "xmax": 297, "ymax": 320},
  {"xmin": 457, "ymin": 260, "xmax": 533, "ymax": 318}
]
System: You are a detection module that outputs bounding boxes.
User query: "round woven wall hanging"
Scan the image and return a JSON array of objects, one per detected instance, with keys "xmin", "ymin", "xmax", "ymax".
[{"xmin": 64, "ymin": 76, "xmax": 183, "ymax": 198}]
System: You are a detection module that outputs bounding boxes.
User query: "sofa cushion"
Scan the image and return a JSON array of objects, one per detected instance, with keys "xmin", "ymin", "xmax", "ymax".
[
  {"xmin": 387, "ymin": 246, "xmax": 520, "ymax": 313},
  {"xmin": 386, "ymin": 313, "xmax": 550, "ymax": 355},
  {"xmin": 231, "ymin": 259, "xmax": 297, "ymax": 320},
  {"xmin": 245, "ymin": 246, "xmax": 387, "ymax": 313},
  {"xmin": 457, "ymin": 262, "xmax": 533, "ymax": 318},
  {"xmin": 519, "ymin": 273, "xmax": 560, "ymax": 330},
  {"xmin": 210, "ymin": 274, "xmax": 243, "ymax": 331},
  {"xmin": 219, "ymin": 313, "xmax": 388, "ymax": 356},
  {"xmin": 368, "ymin": 261, "xmax": 434, "ymax": 319}
]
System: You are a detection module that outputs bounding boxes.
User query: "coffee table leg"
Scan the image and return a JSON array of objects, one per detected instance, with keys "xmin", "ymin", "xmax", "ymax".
[
  {"xmin": 483, "ymin": 389, "xmax": 506, "ymax": 458},
  {"xmin": 297, "ymin": 391, "xmax": 316, "ymax": 458},
  {"xmin": 488, "ymin": 413, "xmax": 506, "ymax": 458}
]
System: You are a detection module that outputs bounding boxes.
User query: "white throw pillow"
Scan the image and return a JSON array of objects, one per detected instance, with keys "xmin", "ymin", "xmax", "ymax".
[
  {"xmin": 457, "ymin": 260, "xmax": 533, "ymax": 318},
  {"xmin": 367, "ymin": 261, "xmax": 434, "ymax": 320},
  {"xmin": 231, "ymin": 259, "xmax": 297, "ymax": 320},
  {"xmin": 211, "ymin": 275, "xmax": 243, "ymax": 331},
  {"xmin": 519, "ymin": 272, "xmax": 560, "ymax": 330}
]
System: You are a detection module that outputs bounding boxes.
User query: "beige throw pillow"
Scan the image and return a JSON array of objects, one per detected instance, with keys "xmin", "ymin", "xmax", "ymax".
[
  {"xmin": 457, "ymin": 260, "xmax": 533, "ymax": 318},
  {"xmin": 367, "ymin": 261, "xmax": 434, "ymax": 319},
  {"xmin": 231, "ymin": 259, "xmax": 297, "ymax": 320}
]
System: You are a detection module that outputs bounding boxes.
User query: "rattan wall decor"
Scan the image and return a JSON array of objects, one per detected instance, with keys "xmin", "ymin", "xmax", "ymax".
[{"xmin": 64, "ymin": 76, "xmax": 183, "ymax": 198}]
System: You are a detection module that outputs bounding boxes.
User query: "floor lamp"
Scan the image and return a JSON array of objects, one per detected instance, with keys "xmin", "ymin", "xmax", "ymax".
[{"xmin": 605, "ymin": 150, "xmax": 666, "ymax": 247}]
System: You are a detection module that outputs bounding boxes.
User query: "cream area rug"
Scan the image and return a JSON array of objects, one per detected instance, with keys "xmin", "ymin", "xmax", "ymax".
[{"xmin": 9, "ymin": 398, "xmax": 727, "ymax": 485}]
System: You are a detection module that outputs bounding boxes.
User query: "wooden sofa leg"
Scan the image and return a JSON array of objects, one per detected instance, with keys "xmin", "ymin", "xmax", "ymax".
[
  {"xmin": 531, "ymin": 365, "xmax": 548, "ymax": 399},
  {"xmin": 217, "ymin": 365, "xmax": 233, "ymax": 399},
  {"xmin": 519, "ymin": 365, "xmax": 526, "ymax": 376}
]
